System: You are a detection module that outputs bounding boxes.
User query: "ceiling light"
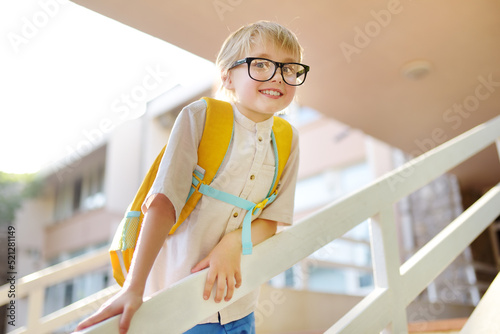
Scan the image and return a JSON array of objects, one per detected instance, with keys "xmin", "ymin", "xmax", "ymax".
[{"xmin": 400, "ymin": 60, "xmax": 432, "ymax": 80}]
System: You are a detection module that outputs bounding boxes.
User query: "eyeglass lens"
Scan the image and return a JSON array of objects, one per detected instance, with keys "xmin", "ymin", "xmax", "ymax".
[{"xmin": 249, "ymin": 59, "xmax": 307, "ymax": 86}]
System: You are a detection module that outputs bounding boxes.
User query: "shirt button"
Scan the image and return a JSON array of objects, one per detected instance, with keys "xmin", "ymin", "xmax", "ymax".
[
  {"xmin": 233, "ymin": 212, "xmax": 239, "ymax": 218},
  {"xmin": 258, "ymin": 136, "xmax": 263, "ymax": 142},
  {"xmin": 250, "ymin": 174, "xmax": 255, "ymax": 180}
]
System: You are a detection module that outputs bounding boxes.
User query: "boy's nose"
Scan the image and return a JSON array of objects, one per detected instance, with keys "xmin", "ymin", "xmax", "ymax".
[{"xmin": 270, "ymin": 67, "xmax": 283, "ymax": 83}]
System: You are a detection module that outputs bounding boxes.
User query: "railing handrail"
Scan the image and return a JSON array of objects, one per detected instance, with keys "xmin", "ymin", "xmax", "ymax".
[
  {"xmin": 7, "ymin": 285, "xmax": 121, "ymax": 334},
  {"xmin": 1, "ymin": 247, "xmax": 111, "ymax": 334},
  {"xmin": 76, "ymin": 115, "xmax": 500, "ymax": 334},
  {"xmin": 0, "ymin": 247, "xmax": 109, "ymax": 305},
  {"xmin": 460, "ymin": 271, "xmax": 500, "ymax": 333}
]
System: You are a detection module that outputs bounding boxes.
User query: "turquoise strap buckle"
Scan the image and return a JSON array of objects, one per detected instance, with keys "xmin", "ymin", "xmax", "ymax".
[
  {"xmin": 193, "ymin": 170, "xmax": 280, "ymax": 255},
  {"xmin": 126, "ymin": 211, "xmax": 141, "ymax": 218}
]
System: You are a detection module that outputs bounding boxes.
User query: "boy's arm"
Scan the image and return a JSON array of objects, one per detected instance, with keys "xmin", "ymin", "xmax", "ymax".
[
  {"xmin": 124, "ymin": 194, "xmax": 176, "ymax": 294},
  {"xmin": 191, "ymin": 218, "xmax": 278, "ymax": 303},
  {"xmin": 76, "ymin": 194, "xmax": 175, "ymax": 334}
]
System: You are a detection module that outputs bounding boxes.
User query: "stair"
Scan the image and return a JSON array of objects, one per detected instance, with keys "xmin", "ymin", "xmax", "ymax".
[{"xmin": 408, "ymin": 318, "xmax": 467, "ymax": 334}]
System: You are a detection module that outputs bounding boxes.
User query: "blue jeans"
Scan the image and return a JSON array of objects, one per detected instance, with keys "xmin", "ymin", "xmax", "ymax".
[{"xmin": 184, "ymin": 312, "xmax": 255, "ymax": 334}]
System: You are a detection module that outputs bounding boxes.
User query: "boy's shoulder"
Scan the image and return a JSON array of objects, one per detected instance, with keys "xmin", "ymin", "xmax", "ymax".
[
  {"xmin": 177, "ymin": 99, "xmax": 211, "ymax": 127},
  {"xmin": 181, "ymin": 98, "xmax": 233, "ymax": 118},
  {"xmin": 183, "ymin": 99, "xmax": 208, "ymax": 115}
]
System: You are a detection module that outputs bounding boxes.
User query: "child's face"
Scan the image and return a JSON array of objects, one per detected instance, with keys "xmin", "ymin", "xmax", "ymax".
[{"xmin": 223, "ymin": 41, "xmax": 298, "ymax": 123}]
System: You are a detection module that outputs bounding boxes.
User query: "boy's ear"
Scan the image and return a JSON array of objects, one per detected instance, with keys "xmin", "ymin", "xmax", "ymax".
[{"xmin": 221, "ymin": 71, "xmax": 234, "ymax": 90}]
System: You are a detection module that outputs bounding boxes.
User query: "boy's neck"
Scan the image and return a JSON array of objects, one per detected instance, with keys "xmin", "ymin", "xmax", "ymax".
[{"xmin": 234, "ymin": 102, "xmax": 276, "ymax": 123}]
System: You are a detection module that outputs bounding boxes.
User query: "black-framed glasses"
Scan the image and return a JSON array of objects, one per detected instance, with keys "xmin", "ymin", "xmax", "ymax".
[{"xmin": 229, "ymin": 57, "xmax": 310, "ymax": 86}]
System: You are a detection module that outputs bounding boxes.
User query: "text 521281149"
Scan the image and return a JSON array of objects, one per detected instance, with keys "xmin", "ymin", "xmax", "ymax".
[{"xmin": 7, "ymin": 225, "xmax": 16, "ymax": 327}]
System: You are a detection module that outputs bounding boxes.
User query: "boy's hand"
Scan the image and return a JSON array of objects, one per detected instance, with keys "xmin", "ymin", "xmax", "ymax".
[
  {"xmin": 191, "ymin": 233, "xmax": 242, "ymax": 303},
  {"xmin": 75, "ymin": 287, "xmax": 143, "ymax": 334}
]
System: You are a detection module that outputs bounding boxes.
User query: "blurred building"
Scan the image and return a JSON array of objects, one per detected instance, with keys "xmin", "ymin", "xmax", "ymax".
[{"xmin": 8, "ymin": 77, "xmax": 499, "ymax": 333}]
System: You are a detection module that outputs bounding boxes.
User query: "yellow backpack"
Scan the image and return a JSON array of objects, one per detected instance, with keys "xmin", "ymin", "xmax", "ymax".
[{"xmin": 110, "ymin": 97, "xmax": 293, "ymax": 286}]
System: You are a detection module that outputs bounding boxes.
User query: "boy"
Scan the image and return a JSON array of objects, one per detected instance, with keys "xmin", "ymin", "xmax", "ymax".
[{"xmin": 76, "ymin": 20, "xmax": 309, "ymax": 334}]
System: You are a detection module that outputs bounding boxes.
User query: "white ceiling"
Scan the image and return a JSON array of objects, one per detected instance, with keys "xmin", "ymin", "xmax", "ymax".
[{"xmin": 73, "ymin": 0, "xmax": 500, "ymax": 192}]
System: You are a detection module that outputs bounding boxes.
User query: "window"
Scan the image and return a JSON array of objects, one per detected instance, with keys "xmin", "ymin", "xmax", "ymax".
[
  {"xmin": 53, "ymin": 163, "xmax": 106, "ymax": 221},
  {"xmin": 54, "ymin": 182, "xmax": 73, "ymax": 221},
  {"xmin": 72, "ymin": 178, "xmax": 82, "ymax": 212},
  {"xmin": 81, "ymin": 165, "xmax": 106, "ymax": 211},
  {"xmin": 307, "ymin": 267, "xmax": 346, "ymax": 294},
  {"xmin": 294, "ymin": 162, "xmax": 372, "ymax": 214},
  {"xmin": 271, "ymin": 162, "xmax": 375, "ymax": 295},
  {"xmin": 64, "ymin": 282, "xmax": 74, "ymax": 306},
  {"xmin": 44, "ymin": 243, "xmax": 110, "ymax": 316}
]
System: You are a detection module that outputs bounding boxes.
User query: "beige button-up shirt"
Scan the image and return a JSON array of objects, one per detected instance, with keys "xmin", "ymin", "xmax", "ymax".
[{"xmin": 143, "ymin": 99, "xmax": 299, "ymax": 325}]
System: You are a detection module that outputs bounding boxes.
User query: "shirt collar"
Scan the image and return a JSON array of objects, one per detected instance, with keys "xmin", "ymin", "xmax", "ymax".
[{"xmin": 231, "ymin": 103, "xmax": 274, "ymax": 132}]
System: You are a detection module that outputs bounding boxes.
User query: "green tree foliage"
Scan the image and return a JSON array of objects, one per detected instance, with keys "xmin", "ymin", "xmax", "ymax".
[{"xmin": 0, "ymin": 172, "xmax": 41, "ymax": 225}]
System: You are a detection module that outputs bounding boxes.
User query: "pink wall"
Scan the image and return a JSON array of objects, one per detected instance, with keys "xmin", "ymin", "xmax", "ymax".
[
  {"xmin": 298, "ymin": 118, "xmax": 367, "ymax": 179},
  {"xmin": 44, "ymin": 208, "xmax": 121, "ymax": 259}
]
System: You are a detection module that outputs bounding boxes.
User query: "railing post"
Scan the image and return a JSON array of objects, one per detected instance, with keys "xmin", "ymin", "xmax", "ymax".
[
  {"xmin": 370, "ymin": 206, "xmax": 407, "ymax": 334},
  {"xmin": 26, "ymin": 288, "xmax": 44, "ymax": 334},
  {"xmin": 492, "ymin": 137, "xmax": 500, "ymax": 269},
  {"xmin": 496, "ymin": 137, "xmax": 500, "ymax": 161},
  {"xmin": 496, "ymin": 137, "xmax": 500, "ymax": 175},
  {"xmin": 488, "ymin": 224, "xmax": 500, "ymax": 269}
]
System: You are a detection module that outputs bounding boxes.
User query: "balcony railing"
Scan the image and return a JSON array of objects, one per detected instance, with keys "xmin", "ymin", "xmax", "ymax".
[
  {"xmin": 2, "ymin": 115, "xmax": 500, "ymax": 334},
  {"xmin": 0, "ymin": 248, "xmax": 120, "ymax": 334}
]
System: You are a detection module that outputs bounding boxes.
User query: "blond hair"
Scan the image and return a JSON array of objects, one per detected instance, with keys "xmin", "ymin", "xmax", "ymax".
[{"xmin": 215, "ymin": 21, "xmax": 304, "ymax": 100}]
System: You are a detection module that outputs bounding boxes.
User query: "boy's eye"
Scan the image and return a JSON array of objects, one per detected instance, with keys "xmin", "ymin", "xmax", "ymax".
[
  {"xmin": 282, "ymin": 65, "xmax": 296, "ymax": 75},
  {"xmin": 252, "ymin": 60, "xmax": 272, "ymax": 71}
]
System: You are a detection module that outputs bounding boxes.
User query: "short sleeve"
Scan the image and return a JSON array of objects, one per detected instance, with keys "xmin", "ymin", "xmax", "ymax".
[
  {"xmin": 258, "ymin": 125, "xmax": 300, "ymax": 225},
  {"xmin": 142, "ymin": 100, "xmax": 206, "ymax": 219}
]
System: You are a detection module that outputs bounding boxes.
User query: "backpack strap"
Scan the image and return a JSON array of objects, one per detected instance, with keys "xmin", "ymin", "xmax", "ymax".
[
  {"xmin": 110, "ymin": 97, "xmax": 233, "ymax": 286},
  {"xmin": 270, "ymin": 116, "xmax": 293, "ymax": 195},
  {"xmin": 193, "ymin": 115, "xmax": 293, "ymax": 255},
  {"xmin": 242, "ymin": 117, "xmax": 292, "ymax": 254},
  {"xmin": 169, "ymin": 97, "xmax": 234, "ymax": 234}
]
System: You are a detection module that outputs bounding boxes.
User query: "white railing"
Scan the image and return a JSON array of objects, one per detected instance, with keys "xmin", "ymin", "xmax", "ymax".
[
  {"xmin": 461, "ymin": 269, "xmax": 500, "ymax": 333},
  {"xmin": 73, "ymin": 115, "xmax": 500, "ymax": 334},
  {"xmin": 3, "ymin": 115, "xmax": 500, "ymax": 334},
  {"xmin": 0, "ymin": 248, "xmax": 120, "ymax": 334}
]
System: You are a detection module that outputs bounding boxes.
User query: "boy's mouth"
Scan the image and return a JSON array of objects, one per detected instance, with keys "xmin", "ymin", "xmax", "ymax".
[{"xmin": 259, "ymin": 89, "xmax": 283, "ymax": 97}]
